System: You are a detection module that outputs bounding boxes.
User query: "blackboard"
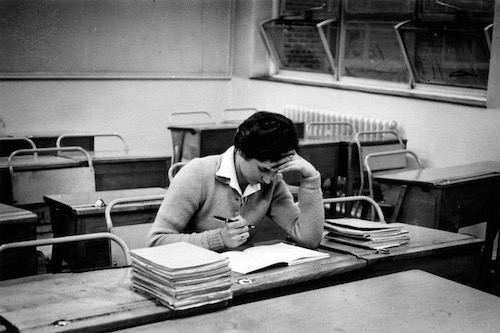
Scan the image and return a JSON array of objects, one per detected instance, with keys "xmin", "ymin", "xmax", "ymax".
[{"xmin": 0, "ymin": 0, "xmax": 232, "ymax": 78}]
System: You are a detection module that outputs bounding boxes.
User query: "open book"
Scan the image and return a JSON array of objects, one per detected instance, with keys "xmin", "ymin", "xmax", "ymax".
[
  {"xmin": 324, "ymin": 218, "xmax": 410, "ymax": 250},
  {"xmin": 221, "ymin": 242, "xmax": 329, "ymax": 275}
]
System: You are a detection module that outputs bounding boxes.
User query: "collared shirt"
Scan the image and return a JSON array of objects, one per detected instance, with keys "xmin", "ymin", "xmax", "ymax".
[{"xmin": 215, "ymin": 146, "xmax": 261, "ymax": 198}]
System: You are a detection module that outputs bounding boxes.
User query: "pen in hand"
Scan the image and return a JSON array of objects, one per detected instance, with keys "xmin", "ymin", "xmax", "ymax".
[{"xmin": 213, "ymin": 215, "xmax": 255, "ymax": 229}]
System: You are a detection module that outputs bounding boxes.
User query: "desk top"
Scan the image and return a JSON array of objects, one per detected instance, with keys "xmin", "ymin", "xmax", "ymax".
[
  {"xmin": 60, "ymin": 150, "xmax": 169, "ymax": 163},
  {"xmin": 43, "ymin": 187, "xmax": 167, "ymax": 215},
  {"xmin": 168, "ymin": 123, "xmax": 238, "ymax": 131},
  {"xmin": 373, "ymin": 161, "xmax": 500, "ymax": 186},
  {"xmin": 0, "ymin": 154, "xmax": 80, "ymax": 171},
  {"xmin": 117, "ymin": 269, "xmax": 500, "ymax": 333},
  {"xmin": 320, "ymin": 223, "xmax": 483, "ymax": 263},
  {"xmin": 0, "ymin": 251, "xmax": 363, "ymax": 333},
  {"xmin": 0, "ymin": 203, "xmax": 37, "ymax": 225}
]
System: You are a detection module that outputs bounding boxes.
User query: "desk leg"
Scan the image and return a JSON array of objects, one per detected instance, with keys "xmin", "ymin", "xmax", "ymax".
[{"xmin": 48, "ymin": 206, "xmax": 63, "ymax": 272}]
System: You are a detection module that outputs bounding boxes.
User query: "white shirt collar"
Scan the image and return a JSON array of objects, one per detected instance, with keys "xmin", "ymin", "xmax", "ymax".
[{"xmin": 216, "ymin": 146, "xmax": 261, "ymax": 197}]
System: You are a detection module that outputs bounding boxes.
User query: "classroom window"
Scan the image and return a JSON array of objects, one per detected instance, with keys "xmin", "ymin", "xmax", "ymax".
[{"xmin": 260, "ymin": 0, "xmax": 494, "ymax": 105}]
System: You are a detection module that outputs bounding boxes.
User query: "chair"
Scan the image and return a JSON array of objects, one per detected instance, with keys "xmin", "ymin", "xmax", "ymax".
[
  {"xmin": 221, "ymin": 108, "xmax": 258, "ymax": 123},
  {"xmin": 0, "ymin": 136, "xmax": 36, "ymax": 157},
  {"xmin": 354, "ymin": 130, "xmax": 406, "ymax": 198},
  {"xmin": 323, "ymin": 195, "xmax": 386, "ymax": 223},
  {"xmin": 8, "ymin": 147, "xmax": 96, "ymax": 207},
  {"xmin": 168, "ymin": 111, "xmax": 215, "ymax": 163},
  {"xmin": 105, "ymin": 195, "xmax": 165, "ymax": 267},
  {"xmin": 0, "ymin": 233, "xmax": 130, "ymax": 279},
  {"xmin": 168, "ymin": 161, "xmax": 187, "ymax": 182},
  {"xmin": 56, "ymin": 133, "xmax": 129, "ymax": 152},
  {"xmin": 364, "ymin": 149, "xmax": 424, "ymax": 222}
]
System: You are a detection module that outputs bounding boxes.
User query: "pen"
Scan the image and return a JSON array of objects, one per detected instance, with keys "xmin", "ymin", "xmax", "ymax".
[{"xmin": 213, "ymin": 215, "xmax": 255, "ymax": 229}]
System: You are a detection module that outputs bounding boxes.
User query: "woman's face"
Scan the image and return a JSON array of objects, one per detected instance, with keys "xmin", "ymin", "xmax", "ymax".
[{"xmin": 240, "ymin": 158, "xmax": 276, "ymax": 185}]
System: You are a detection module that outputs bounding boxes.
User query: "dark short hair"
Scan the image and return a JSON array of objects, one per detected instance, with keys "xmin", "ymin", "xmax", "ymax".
[{"xmin": 233, "ymin": 111, "xmax": 298, "ymax": 161}]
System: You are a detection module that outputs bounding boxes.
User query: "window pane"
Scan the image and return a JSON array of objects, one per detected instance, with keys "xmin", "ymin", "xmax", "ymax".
[
  {"xmin": 342, "ymin": 22, "xmax": 409, "ymax": 83},
  {"xmin": 262, "ymin": 20, "xmax": 337, "ymax": 74},
  {"xmin": 398, "ymin": 22, "xmax": 491, "ymax": 88}
]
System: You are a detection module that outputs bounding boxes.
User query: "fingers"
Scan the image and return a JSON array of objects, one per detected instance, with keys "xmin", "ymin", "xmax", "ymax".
[{"xmin": 221, "ymin": 216, "xmax": 252, "ymax": 248}]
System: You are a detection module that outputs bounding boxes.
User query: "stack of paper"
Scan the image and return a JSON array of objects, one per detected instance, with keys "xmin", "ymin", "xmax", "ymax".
[
  {"xmin": 324, "ymin": 218, "xmax": 410, "ymax": 250},
  {"xmin": 129, "ymin": 242, "xmax": 232, "ymax": 311}
]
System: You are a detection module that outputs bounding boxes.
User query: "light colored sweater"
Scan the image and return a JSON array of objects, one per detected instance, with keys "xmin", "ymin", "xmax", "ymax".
[{"xmin": 147, "ymin": 152, "xmax": 325, "ymax": 251}]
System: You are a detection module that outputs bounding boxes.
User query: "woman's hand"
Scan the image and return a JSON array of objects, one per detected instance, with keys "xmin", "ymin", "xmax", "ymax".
[
  {"xmin": 270, "ymin": 150, "xmax": 317, "ymax": 178},
  {"xmin": 220, "ymin": 215, "xmax": 251, "ymax": 248}
]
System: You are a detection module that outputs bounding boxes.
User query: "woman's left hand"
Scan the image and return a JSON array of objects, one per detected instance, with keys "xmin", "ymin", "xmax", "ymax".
[{"xmin": 270, "ymin": 150, "xmax": 317, "ymax": 178}]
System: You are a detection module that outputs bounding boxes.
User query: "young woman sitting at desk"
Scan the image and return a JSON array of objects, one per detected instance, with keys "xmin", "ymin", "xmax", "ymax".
[{"xmin": 148, "ymin": 111, "xmax": 324, "ymax": 251}]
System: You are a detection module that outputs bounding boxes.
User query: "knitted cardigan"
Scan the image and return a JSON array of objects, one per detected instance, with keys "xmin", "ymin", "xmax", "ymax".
[{"xmin": 147, "ymin": 151, "xmax": 325, "ymax": 251}]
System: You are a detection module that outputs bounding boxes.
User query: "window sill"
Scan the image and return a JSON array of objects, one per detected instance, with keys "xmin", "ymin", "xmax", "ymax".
[{"xmin": 252, "ymin": 73, "xmax": 487, "ymax": 108}]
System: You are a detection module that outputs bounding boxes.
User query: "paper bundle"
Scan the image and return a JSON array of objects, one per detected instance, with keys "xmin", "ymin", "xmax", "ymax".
[
  {"xmin": 129, "ymin": 242, "xmax": 232, "ymax": 310},
  {"xmin": 324, "ymin": 218, "xmax": 410, "ymax": 250}
]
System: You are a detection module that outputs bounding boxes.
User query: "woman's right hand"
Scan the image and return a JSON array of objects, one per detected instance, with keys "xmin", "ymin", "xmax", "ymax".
[{"xmin": 220, "ymin": 215, "xmax": 250, "ymax": 248}]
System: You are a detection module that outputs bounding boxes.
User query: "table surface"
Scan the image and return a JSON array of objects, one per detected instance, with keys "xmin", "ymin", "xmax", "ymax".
[
  {"xmin": 0, "ymin": 203, "xmax": 37, "ymax": 225},
  {"xmin": 0, "ymin": 154, "xmax": 80, "ymax": 171},
  {"xmin": 43, "ymin": 187, "xmax": 168, "ymax": 215},
  {"xmin": 60, "ymin": 150, "xmax": 169, "ymax": 163},
  {"xmin": 117, "ymin": 269, "xmax": 500, "ymax": 333},
  {"xmin": 0, "ymin": 250, "xmax": 364, "ymax": 333},
  {"xmin": 373, "ymin": 161, "xmax": 500, "ymax": 186}
]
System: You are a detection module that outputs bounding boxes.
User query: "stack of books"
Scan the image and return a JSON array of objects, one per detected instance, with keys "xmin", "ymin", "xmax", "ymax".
[
  {"xmin": 129, "ymin": 241, "xmax": 233, "ymax": 311},
  {"xmin": 324, "ymin": 218, "xmax": 410, "ymax": 250}
]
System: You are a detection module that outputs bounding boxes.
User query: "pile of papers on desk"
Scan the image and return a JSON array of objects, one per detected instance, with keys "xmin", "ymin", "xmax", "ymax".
[
  {"xmin": 324, "ymin": 218, "xmax": 410, "ymax": 250},
  {"xmin": 129, "ymin": 241, "xmax": 232, "ymax": 310}
]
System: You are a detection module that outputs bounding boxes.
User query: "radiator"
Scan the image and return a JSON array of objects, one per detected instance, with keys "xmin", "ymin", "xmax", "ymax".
[{"xmin": 283, "ymin": 105, "xmax": 398, "ymax": 139}]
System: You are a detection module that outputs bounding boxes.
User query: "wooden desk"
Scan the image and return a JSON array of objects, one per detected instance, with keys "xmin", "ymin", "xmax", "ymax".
[
  {"xmin": 117, "ymin": 270, "xmax": 500, "ymax": 333},
  {"xmin": 168, "ymin": 122, "xmax": 305, "ymax": 163},
  {"xmin": 0, "ymin": 203, "xmax": 38, "ymax": 280},
  {"xmin": 44, "ymin": 187, "xmax": 167, "ymax": 270},
  {"xmin": 372, "ymin": 161, "xmax": 500, "ymax": 293},
  {"xmin": 62, "ymin": 150, "xmax": 170, "ymax": 190},
  {"xmin": 0, "ymin": 251, "xmax": 364, "ymax": 332},
  {"xmin": 7, "ymin": 131, "xmax": 94, "ymax": 150},
  {"xmin": 371, "ymin": 161, "xmax": 500, "ymax": 231},
  {"xmin": 168, "ymin": 123, "xmax": 238, "ymax": 163},
  {"xmin": 321, "ymin": 223, "xmax": 484, "ymax": 286}
]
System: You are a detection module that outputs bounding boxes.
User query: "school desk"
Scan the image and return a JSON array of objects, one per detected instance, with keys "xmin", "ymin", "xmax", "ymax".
[
  {"xmin": 44, "ymin": 187, "xmax": 167, "ymax": 271},
  {"xmin": 0, "ymin": 203, "xmax": 37, "ymax": 280},
  {"xmin": 3, "ymin": 267, "xmax": 499, "ymax": 333},
  {"xmin": 6, "ymin": 131, "xmax": 94, "ymax": 150},
  {"xmin": 168, "ymin": 122, "xmax": 305, "ymax": 163},
  {"xmin": 321, "ymin": 223, "xmax": 484, "ymax": 286},
  {"xmin": 113, "ymin": 270, "xmax": 500, "ymax": 333},
  {"xmin": 61, "ymin": 150, "xmax": 170, "ymax": 190},
  {"xmin": 0, "ymin": 251, "xmax": 364, "ymax": 333},
  {"xmin": 371, "ymin": 161, "xmax": 500, "ymax": 293}
]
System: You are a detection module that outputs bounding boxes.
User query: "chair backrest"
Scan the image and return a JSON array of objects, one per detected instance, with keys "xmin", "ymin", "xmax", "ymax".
[
  {"xmin": 0, "ymin": 233, "xmax": 131, "ymax": 279},
  {"xmin": 8, "ymin": 147, "xmax": 96, "ymax": 206},
  {"xmin": 105, "ymin": 195, "xmax": 165, "ymax": 267},
  {"xmin": 168, "ymin": 161, "xmax": 187, "ymax": 182},
  {"xmin": 364, "ymin": 149, "xmax": 424, "ymax": 201},
  {"xmin": 323, "ymin": 195, "xmax": 386, "ymax": 222},
  {"xmin": 168, "ymin": 111, "xmax": 215, "ymax": 126},
  {"xmin": 221, "ymin": 108, "xmax": 258, "ymax": 123},
  {"xmin": 354, "ymin": 130, "xmax": 406, "ymax": 196},
  {"xmin": 56, "ymin": 133, "xmax": 129, "ymax": 152},
  {"xmin": 306, "ymin": 122, "xmax": 355, "ymax": 140},
  {"xmin": 0, "ymin": 136, "xmax": 37, "ymax": 157}
]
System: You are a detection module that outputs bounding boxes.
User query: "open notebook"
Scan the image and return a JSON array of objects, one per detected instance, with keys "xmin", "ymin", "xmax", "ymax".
[{"xmin": 222, "ymin": 242, "xmax": 329, "ymax": 275}]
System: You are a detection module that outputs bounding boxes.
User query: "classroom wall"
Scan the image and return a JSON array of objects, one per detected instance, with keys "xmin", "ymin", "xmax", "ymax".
[{"xmin": 0, "ymin": 79, "xmax": 231, "ymax": 154}]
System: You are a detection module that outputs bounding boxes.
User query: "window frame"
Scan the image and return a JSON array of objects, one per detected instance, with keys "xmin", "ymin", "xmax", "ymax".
[{"xmin": 258, "ymin": 0, "xmax": 493, "ymax": 107}]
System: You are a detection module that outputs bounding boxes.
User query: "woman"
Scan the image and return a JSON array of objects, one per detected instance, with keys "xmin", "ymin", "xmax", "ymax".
[{"xmin": 148, "ymin": 111, "xmax": 324, "ymax": 251}]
